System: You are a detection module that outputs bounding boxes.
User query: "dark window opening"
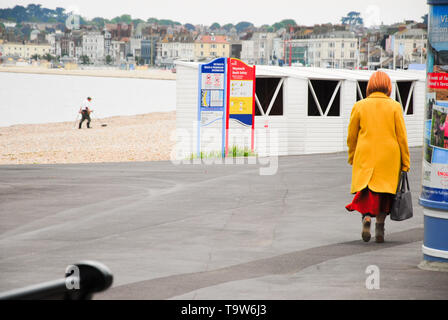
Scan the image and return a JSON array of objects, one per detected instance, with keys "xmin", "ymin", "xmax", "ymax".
[
  {"xmin": 356, "ymin": 81, "xmax": 368, "ymax": 101},
  {"xmin": 255, "ymin": 77, "xmax": 283, "ymax": 116},
  {"xmin": 396, "ymin": 81, "xmax": 414, "ymax": 115},
  {"xmin": 308, "ymin": 80, "xmax": 341, "ymax": 116}
]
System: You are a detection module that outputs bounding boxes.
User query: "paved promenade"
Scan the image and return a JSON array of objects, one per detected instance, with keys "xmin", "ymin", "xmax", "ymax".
[{"xmin": 1, "ymin": 147, "xmax": 447, "ymax": 299}]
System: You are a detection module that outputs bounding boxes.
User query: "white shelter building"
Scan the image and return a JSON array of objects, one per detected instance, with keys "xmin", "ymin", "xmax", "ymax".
[{"xmin": 175, "ymin": 61, "xmax": 425, "ymax": 159}]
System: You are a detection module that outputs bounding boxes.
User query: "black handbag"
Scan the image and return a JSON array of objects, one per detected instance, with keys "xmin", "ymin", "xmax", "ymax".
[{"xmin": 390, "ymin": 171, "xmax": 413, "ymax": 221}]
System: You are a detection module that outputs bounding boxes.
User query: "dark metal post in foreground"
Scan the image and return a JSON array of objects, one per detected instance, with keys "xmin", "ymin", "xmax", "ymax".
[{"xmin": 0, "ymin": 261, "xmax": 113, "ymax": 300}]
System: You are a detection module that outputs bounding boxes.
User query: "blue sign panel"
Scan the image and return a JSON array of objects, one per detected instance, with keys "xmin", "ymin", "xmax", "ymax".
[{"xmin": 197, "ymin": 58, "xmax": 227, "ymax": 157}]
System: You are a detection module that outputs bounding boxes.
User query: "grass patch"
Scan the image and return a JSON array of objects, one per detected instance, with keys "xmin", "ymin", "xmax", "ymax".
[
  {"xmin": 189, "ymin": 146, "xmax": 257, "ymax": 159},
  {"xmin": 230, "ymin": 145, "xmax": 256, "ymax": 157}
]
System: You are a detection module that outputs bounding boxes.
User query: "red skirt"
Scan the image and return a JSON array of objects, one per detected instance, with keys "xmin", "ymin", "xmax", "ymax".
[{"xmin": 345, "ymin": 188, "xmax": 393, "ymax": 217}]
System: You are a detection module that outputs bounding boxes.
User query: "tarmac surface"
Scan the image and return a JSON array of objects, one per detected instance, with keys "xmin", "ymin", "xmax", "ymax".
[{"xmin": 1, "ymin": 147, "xmax": 447, "ymax": 299}]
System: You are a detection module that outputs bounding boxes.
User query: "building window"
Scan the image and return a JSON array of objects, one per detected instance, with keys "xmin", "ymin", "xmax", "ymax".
[
  {"xmin": 308, "ymin": 79, "xmax": 341, "ymax": 117},
  {"xmin": 356, "ymin": 81, "xmax": 368, "ymax": 101},
  {"xmin": 350, "ymin": 42, "xmax": 355, "ymax": 48},
  {"xmin": 255, "ymin": 77, "xmax": 284, "ymax": 116},
  {"xmin": 350, "ymin": 51, "xmax": 355, "ymax": 58},
  {"xmin": 396, "ymin": 81, "xmax": 415, "ymax": 115},
  {"xmin": 341, "ymin": 43, "xmax": 344, "ymax": 48}
]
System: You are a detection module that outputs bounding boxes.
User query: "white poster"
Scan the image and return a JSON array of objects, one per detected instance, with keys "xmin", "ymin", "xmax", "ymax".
[
  {"xmin": 230, "ymin": 80, "xmax": 253, "ymax": 97},
  {"xmin": 202, "ymin": 73, "xmax": 224, "ymax": 90}
]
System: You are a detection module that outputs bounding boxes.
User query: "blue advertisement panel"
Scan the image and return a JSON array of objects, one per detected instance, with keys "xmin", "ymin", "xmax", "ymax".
[
  {"xmin": 420, "ymin": 3, "xmax": 448, "ymax": 209},
  {"xmin": 197, "ymin": 58, "xmax": 227, "ymax": 157}
]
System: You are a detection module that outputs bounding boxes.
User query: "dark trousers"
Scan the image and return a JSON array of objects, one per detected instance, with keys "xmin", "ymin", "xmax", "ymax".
[{"xmin": 79, "ymin": 112, "xmax": 91, "ymax": 129}]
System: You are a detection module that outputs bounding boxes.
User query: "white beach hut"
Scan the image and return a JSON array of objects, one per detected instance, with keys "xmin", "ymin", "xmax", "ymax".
[{"xmin": 175, "ymin": 61, "xmax": 426, "ymax": 158}]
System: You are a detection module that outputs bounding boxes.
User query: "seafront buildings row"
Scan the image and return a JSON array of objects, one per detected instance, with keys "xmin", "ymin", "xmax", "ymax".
[{"xmin": 0, "ymin": 20, "xmax": 427, "ymax": 70}]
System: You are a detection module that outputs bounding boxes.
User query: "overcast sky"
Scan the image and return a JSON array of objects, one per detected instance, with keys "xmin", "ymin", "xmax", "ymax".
[{"xmin": 1, "ymin": 0, "xmax": 428, "ymax": 27}]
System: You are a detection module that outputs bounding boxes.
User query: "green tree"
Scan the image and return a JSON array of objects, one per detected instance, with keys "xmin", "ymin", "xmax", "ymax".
[
  {"xmin": 20, "ymin": 24, "xmax": 32, "ymax": 39},
  {"xmin": 92, "ymin": 17, "xmax": 107, "ymax": 28},
  {"xmin": 42, "ymin": 53, "xmax": 55, "ymax": 62},
  {"xmin": 235, "ymin": 21, "xmax": 253, "ymax": 33},
  {"xmin": 55, "ymin": 7, "xmax": 65, "ymax": 18},
  {"xmin": 210, "ymin": 22, "xmax": 220, "ymax": 30},
  {"xmin": 158, "ymin": 19, "xmax": 178, "ymax": 26},
  {"xmin": 111, "ymin": 14, "xmax": 132, "ymax": 24},
  {"xmin": 271, "ymin": 22, "xmax": 284, "ymax": 31},
  {"xmin": 132, "ymin": 18, "xmax": 144, "ymax": 26},
  {"xmin": 80, "ymin": 55, "xmax": 90, "ymax": 65},
  {"xmin": 105, "ymin": 55, "xmax": 112, "ymax": 65},
  {"xmin": 147, "ymin": 17, "xmax": 158, "ymax": 24},
  {"xmin": 120, "ymin": 14, "xmax": 132, "ymax": 24},
  {"xmin": 280, "ymin": 19, "xmax": 297, "ymax": 27},
  {"xmin": 341, "ymin": 12, "xmax": 363, "ymax": 26},
  {"xmin": 271, "ymin": 19, "xmax": 297, "ymax": 31},
  {"xmin": 222, "ymin": 23, "xmax": 234, "ymax": 31},
  {"xmin": 134, "ymin": 56, "xmax": 145, "ymax": 65},
  {"xmin": 184, "ymin": 23, "xmax": 195, "ymax": 31},
  {"xmin": 0, "ymin": 4, "xmax": 68, "ymax": 23}
]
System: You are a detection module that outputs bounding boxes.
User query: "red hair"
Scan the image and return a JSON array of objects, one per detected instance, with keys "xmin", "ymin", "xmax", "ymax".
[{"xmin": 366, "ymin": 71, "xmax": 392, "ymax": 97}]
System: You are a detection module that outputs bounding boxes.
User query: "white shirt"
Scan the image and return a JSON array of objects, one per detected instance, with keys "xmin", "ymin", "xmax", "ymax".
[{"xmin": 81, "ymin": 99, "xmax": 92, "ymax": 111}]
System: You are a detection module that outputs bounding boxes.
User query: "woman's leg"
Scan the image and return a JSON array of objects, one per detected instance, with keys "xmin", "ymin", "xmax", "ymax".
[
  {"xmin": 362, "ymin": 215, "xmax": 371, "ymax": 242},
  {"xmin": 375, "ymin": 213, "xmax": 386, "ymax": 243},
  {"xmin": 376, "ymin": 212, "xmax": 387, "ymax": 223}
]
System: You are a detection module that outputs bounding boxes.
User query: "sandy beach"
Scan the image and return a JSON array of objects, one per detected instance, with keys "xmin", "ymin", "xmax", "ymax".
[
  {"xmin": 0, "ymin": 65, "xmax": 177, "ymax": 80},
  {"xmin": 0, "ymin": 112, "xmax": 176, "ymax": 165}
]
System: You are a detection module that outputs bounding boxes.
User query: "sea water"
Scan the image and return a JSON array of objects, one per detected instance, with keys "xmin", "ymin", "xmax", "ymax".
[{"xmin": 0, "ymin": 72, "xmax": 176, "ymax": 127}]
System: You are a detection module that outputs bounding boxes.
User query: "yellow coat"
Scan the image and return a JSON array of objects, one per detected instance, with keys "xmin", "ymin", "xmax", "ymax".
[{"xmin": 347, "ymin": 92, "xmax": 410, "ymax": 194}]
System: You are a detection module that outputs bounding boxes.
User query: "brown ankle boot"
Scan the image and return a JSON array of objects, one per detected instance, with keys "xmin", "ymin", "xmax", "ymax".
[
  {"xmin": 362, "ymin": 216, "xmax": 371, "ymax": 242},
  {"xmin": 375, "ymin": 223, "xmax": 385, "ymax": 243}
]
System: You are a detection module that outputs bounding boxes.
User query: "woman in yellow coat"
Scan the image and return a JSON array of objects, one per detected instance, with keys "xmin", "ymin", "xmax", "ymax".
[{"xmin": 346, "ymin": 71, "xmax": 410, "ymax": 243}]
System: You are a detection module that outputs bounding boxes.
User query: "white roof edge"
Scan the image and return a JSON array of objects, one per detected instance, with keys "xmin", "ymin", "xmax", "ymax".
[
  {"xmin": 175, "ymin": 60, "xmax": 199, "ymax": 68},
  {"xmin": 175, "ymin": 61, "xmax": 425, "ymax": 81}
]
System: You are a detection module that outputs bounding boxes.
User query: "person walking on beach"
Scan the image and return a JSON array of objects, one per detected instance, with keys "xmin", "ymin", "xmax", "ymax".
[
  {"xmin": 345, "ymin": 71, "xmax": 410, "ymax": 243},
  {"xmin": 79, "ymin": 97, "xmax": 93, "ymax": 129}
]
